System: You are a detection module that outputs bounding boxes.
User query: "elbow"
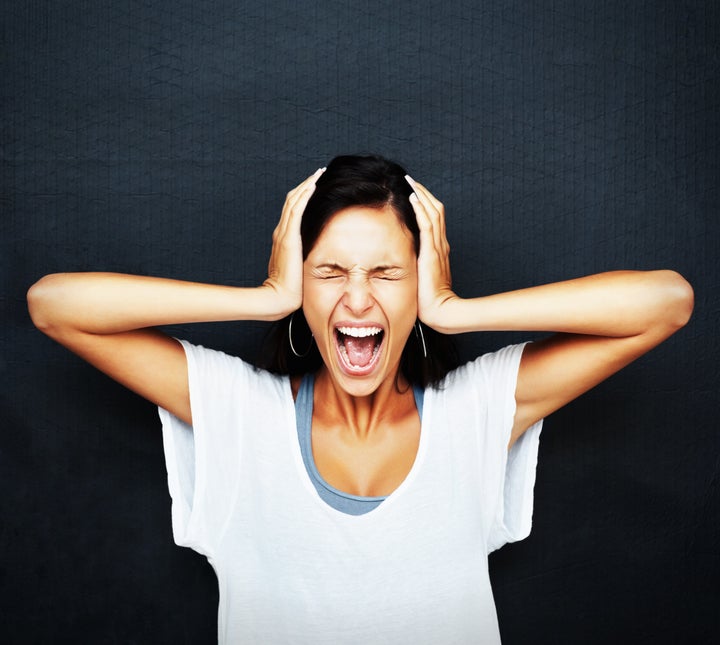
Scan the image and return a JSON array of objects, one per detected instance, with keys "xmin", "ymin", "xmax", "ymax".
[
  {"xmin": 27, "ymin": 273, "xmax": 65, "ymax": 335},
  {"xmin": 656, "ymin": 270, "xmax": 694, "ymax": 332}
]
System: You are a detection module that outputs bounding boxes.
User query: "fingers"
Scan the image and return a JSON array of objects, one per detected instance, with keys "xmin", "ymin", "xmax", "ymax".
[
  {"xmin": 405, "ymin": 175, "xmax": 431, "ymax": 235},
  {"xmin": 275, "ymin": 167, "xmax": 325, "ymax": 240},
  {"xmin": 286, "ymin": 167, "xmax": 325, "ymax": 211},
  {"xmin": 407, "ymin": 175, "xmax": 444, "ymax": 213},
  {"xmin": 266, "ymin": 168, "xmax": 325, "ymax": 309},
  {"xmin": 406, "ymin": 175, "xmax": 448, "ymax": 255}
]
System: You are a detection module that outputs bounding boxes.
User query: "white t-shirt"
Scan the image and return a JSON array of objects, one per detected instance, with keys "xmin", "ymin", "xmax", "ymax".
[{"xmin": 159, "ymin": 340, "xmax": 542, "ymax": 644}]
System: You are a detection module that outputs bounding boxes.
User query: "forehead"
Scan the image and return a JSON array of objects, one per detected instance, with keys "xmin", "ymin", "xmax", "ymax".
[{"xmin": 307, "ymin": 205, "xmax": 416, "ymax": 263}]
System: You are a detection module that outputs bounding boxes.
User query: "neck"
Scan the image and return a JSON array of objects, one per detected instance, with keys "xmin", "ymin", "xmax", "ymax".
[{"xmin": 313, "ymin": 367, "xmax": 415, "ymax": 438}]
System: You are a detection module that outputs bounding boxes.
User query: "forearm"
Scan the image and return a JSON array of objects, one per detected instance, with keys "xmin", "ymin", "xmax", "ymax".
[
  {"xmin": 434, "ymin": 270, "xmax": 693, "ymax": 337},
  {"xmin": 27, "ymin": 272, "xmax": 291, "ymax": 337}
]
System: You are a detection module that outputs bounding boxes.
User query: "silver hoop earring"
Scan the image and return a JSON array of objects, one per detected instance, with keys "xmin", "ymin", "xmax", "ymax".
[
  {"xmin": 288, "ymin": 311, "xmax": 314, "ymax": 358},
  {"xmin": 414, "ymin": 320, "xmax": 428, "ymax": 359}
]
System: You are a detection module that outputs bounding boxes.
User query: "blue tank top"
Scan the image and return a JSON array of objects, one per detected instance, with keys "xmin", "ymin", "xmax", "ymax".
[{"xmin": 294, "ymin": 374, "xmax": 424, "ymax": 516}]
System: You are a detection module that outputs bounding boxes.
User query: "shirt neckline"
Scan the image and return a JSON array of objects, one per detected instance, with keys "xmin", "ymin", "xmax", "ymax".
[{"xmin": 285, "ymin": 374, "xmax": 429, "ymax": 520}]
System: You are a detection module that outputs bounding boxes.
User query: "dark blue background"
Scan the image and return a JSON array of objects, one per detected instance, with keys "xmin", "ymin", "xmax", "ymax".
[{"xmin": 3, "ymin": 1, "xmax": 718, "ymax": 642}]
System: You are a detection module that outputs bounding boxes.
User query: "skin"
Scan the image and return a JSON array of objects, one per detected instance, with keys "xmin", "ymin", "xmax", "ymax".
[
  {"xmin": 301, "ymin": 206, "xmax": 421, "ymax": 495},
  {"xmin": 27, "ymin": 168, "xmax": 695, "ymax": 497},
  {"xmin": 302, "ymin": 205, "xmax": 418, "ymax": 398}
]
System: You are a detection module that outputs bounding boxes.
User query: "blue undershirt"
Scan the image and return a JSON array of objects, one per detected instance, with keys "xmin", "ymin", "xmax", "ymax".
[{"xmin": 295, "ymin": 374, "xmax": 424, "ymax": 516}]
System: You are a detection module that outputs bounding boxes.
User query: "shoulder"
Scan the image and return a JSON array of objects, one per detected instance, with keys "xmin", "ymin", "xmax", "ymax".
[
  {"xmin": 438, "ymin": 342, "xmax": 529, "ymax": 390},
  {"xmin": 178, "ymin": 339, "xmax": 289, "ymax": 393}
]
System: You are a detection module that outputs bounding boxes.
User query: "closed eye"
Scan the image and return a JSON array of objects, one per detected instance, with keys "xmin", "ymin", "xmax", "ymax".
[
  {"xmin": 310, "ymin": 269, "xmax": 341, "ymax": 279},
  {"xmin": 312, "ymin": 271, "xmax": 345, "ymax": 281},
  {"xmin": 310, "ymin": 263, "xmax": 347, "ymax": 280},
  {"xmin": 372, "ymin": 268, "xmax": 407, "ymax": 281}
]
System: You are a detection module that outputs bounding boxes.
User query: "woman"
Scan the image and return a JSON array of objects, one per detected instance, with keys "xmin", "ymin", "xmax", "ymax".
[{"xmin": 27, "ymin": 155, "xmax": 693, "ymax": 643}]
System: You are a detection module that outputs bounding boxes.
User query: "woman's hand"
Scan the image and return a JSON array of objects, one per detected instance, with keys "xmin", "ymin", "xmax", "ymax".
[
  {"xmin": 263, "ymin": 168, "xmax": 325, "ymax": 316},
  {"xmin": 406, "ymin": 175, "xmax": 459, "ymax": 332}
]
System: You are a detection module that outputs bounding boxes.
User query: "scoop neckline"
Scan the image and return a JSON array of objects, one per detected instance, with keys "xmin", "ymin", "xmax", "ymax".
[{"xmin": 284, "ymin": 374, "xmax": 429, "ymax": 521}]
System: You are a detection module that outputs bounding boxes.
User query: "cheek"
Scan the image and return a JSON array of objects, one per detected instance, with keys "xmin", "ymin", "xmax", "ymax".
[
  {"xmin": 377, "ymin": 281, "xmax": 418, "ymax": 324},
  {"xmin": 378, "ymin": 274, "xmax": 417, "ymax": 303},
  {"xmin": 301, "ymin": 283, "xmax": 337, "ymax": 334}
]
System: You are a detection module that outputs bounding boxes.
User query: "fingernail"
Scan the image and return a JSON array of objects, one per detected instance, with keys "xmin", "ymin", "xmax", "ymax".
[
  {"xmin": 409, "ymin": 192, "xmax": 418, "ymax": 202},
  {"xmin": 405, "ymin": 174, "xmax": 415, "ymax": 185}
]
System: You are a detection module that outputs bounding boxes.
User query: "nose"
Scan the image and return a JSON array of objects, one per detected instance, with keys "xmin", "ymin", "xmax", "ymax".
[{"xmin": 342, "ymin": 275, "xmax": 374, "ymax": 315}]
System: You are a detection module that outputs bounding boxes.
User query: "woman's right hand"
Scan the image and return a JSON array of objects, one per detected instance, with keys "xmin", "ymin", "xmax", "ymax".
[{"xmin": 263, "ymin": 168, "xmax": 325, "ymax": 316}]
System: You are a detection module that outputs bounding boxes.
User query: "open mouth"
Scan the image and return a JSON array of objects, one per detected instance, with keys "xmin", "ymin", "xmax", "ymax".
[{"xmin": 334, "ymin": 325, "xmax": 385, "ymax": 374}]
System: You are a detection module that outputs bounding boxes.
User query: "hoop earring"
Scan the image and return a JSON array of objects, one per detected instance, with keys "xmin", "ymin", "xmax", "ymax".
[
  {"xmin": 414, "ymin": 320, "xmax": 428, "ymax": 359},
  {"xmin": 288, "ymin": 311, "xmax": 314, "ymax": 358}
]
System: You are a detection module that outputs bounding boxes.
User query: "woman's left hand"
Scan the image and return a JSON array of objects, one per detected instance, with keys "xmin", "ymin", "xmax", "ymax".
[{"xmin": 406, "ymin": 176, "xmax": 459, "ymax": 332}]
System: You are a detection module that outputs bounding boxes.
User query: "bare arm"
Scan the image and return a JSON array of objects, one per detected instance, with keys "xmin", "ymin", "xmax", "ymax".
[
  {"xmin": 28, "ymin": 169, "xmax": 324, "ymax": 425},
  {"xmin": 407, "ymin": 177, "xmax": 694, "ymax": 446},
  {"xmin": 27, "ymin": 274, "xmax": 288, "ymax": 425},
  {"xmin": 435, "ymin": 270, "xmax": 693, "ymax": 445}
]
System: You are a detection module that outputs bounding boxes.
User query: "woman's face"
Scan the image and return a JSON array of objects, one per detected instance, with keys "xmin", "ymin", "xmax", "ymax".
[{"xmin": 303, "ymin": 205, "xmax": 418, "ymax": 397}]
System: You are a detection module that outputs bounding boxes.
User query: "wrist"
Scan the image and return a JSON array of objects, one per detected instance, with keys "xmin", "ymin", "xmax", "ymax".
[
  {"xmin": 255, "ymin": 282, "xmax": 302, "ymax": 321},
  {"xmin": 418, "ymin": 292, "xmax": 465, "ymax": 334}
]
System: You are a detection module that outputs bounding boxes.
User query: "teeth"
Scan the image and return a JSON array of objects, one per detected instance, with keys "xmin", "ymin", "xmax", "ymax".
[{"xmin": 337, "ymin": 326, "xmax": 383, "ymax": 338}]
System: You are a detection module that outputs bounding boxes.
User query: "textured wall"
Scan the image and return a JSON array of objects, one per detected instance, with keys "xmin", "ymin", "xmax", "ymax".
[{"xmin": 3, "ymin": 1, "xmax": 719, "ymax": 642}]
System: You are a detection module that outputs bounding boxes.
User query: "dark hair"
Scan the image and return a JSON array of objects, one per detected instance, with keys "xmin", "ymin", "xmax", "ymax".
[
  {"xmin": 301, "ymin": 154, "xmax": 419, "ymax": 258},
  {"xmin": 257, "ymin": 154, "xmax": 459, "ymax": 388}
]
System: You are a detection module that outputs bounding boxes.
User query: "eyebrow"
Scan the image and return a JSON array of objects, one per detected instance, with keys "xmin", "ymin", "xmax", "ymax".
[
  {"xmin": 313, "ymin": 263, "xmax": 405, "ymax": 273},
  {"xmin": 313, "ymin": 263, "xmax": 346, "ymax": 271}
]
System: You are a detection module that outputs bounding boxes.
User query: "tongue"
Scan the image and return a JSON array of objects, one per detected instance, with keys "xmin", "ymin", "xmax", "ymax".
[{"xmin": 344, "ymin": 335, "xmax": 376, "ymax": 367}]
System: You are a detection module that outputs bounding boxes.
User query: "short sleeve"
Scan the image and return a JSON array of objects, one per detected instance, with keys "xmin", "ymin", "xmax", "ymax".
[
  {"xmin": 481, "ymin": 343, "xmax": 542, "ymax": 552},
  {"xmin": 442, "ymin": 343, "xmax": 542, "ymax": 553},
  {"xmin": 157, "ymin": 340, "xmax": 264, "ymax": 557}
]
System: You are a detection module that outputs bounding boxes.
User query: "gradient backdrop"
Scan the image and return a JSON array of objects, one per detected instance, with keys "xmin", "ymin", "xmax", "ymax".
[{"xmin": 3, "ymin": 1, "xmax": 719, "ymax": 643}]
